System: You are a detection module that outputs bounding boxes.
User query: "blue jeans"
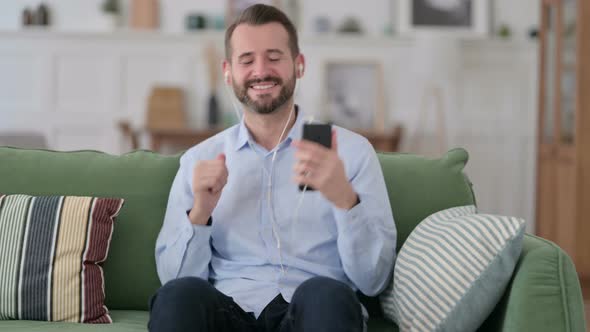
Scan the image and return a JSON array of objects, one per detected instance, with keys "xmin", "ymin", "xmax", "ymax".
[{"xmin": 148, "ymin": 276, "xmax": 364, "ymax": 332}]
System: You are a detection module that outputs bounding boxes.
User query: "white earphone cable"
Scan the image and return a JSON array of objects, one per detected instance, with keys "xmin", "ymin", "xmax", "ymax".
[
  {"xmin": 222, "ymin": 66, "xmax": 303, "ymax": 275},
  {"xmin": 267, "ymin": 75, "xmax": 301, "ymax": 274}
]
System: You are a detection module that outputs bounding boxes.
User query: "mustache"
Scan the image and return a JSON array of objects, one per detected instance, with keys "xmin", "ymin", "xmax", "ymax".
[{"xmin": 245, "ymin": 76, "xmax": 282, "ymax": 87}]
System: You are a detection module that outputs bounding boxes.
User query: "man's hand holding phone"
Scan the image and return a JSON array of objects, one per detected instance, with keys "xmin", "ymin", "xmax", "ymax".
[{"xmin": 293, "ymin": 125, "xmax": 358, "ymax": 210}]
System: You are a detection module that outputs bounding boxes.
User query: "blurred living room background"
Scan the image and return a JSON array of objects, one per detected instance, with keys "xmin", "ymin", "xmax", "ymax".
[{"xmin": 1, "ymin": 0, "xmax": 589, "ymax": 302}]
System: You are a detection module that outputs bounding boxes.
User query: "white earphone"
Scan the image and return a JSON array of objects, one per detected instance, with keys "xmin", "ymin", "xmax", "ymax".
[
  {"xmin": 224, "ymin": 70, "xmax": 230, "ymax": 85},
  {"xmin": 298, "ymin": 63, "xmax": 304, "ymax": 77}
]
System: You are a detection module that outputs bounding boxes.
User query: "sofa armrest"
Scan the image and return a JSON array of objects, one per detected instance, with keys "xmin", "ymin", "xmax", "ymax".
[{"xmin": 479, "ymin": 234, "xmax": 586, "ymax": 332}]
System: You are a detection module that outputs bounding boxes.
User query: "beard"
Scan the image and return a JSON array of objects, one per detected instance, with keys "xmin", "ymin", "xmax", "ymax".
[{"xmin": 232, "ymin": 72, "xmax": 296, "ymax": 114}]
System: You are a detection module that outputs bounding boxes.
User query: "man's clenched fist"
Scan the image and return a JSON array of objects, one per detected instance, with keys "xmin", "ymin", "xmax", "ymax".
[{"xmin": 188, "ymin": 153, "xmax": 228, "ymax": 225}]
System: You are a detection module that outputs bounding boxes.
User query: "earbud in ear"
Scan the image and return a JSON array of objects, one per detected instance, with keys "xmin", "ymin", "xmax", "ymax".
[
  {"xmin": 224, "ymin": 71, "xmax": 230, "ymax": 84},
  {"xmin": 297, "ymin": 64, "xmax": 304, "ymax": 77}
]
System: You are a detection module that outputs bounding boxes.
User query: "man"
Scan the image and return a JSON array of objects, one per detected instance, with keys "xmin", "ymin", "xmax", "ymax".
[{"xmin": 149, "ymin": 4, "xmax": 396, "ymax": 332}]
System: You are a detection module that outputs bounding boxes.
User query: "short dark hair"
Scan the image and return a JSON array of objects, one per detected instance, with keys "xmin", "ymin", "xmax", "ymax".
[{"xmin": 225, "ymin": 4, "xmax": 299, "ymax": 60}]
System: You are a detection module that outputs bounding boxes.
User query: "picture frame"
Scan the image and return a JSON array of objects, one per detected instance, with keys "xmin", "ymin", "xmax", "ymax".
[
  {"xmin": 226, "ymin": 0, "xmax": 282, "ymax": 27},
  {"xmin": 322, "ymin": 61, "xmax": 386, "ymax": 133},
  {"xmin": 398, "ymin": 0, "xmax": 489, "ymax": 37}
]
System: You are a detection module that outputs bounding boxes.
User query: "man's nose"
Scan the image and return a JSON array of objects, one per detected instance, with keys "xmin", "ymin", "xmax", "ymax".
[{"xmin": 251, "ymin": 60, "xmax": 272, "ymax": 79}]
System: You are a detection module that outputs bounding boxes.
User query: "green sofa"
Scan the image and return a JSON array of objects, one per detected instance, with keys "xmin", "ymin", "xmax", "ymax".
[{"xmin": 0, "ymin": 146, "xmax": 586, "ymax": 331}]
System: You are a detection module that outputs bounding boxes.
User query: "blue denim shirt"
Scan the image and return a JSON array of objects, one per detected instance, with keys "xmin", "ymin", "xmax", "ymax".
[{"xmin": 155, "ymin": 110, "xmax": 397, "ymax": 318}]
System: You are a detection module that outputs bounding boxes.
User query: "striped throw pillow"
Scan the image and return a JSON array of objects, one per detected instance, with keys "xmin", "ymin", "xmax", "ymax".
[
  {"xmin": 380, "ymin": 205, "xmax": 525, "ymax": 331},
  {"xmin": 0, "ymin": 194, "xmax": 124, "ymax": 323}
]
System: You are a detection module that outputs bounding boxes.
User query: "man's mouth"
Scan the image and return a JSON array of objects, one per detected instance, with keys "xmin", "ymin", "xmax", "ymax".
[{"xmin": 249, "ymin": 82, "xmax": 278, "ymax": 92}]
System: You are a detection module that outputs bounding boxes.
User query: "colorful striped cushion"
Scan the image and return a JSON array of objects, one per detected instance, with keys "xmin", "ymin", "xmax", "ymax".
[
  {"xmin": 379, "ymin": 205, "xmax": 525, "ymax": 331},
  {"xmin": 0, "ymin": 194, "xmax": 124, "ymax": 323}
]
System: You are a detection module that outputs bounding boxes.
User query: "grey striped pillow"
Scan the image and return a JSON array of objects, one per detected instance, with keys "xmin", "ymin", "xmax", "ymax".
[{"xmin": 380, "ymin": 205, "xmax": 525, "ymax": 331}]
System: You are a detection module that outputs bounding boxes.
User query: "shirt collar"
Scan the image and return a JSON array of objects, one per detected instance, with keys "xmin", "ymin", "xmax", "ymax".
[
  {"xmin": 235, "ymin": 118, "xmax": 250, "ymax": 151},
  {"xmin": 234, "ymin": 105, "xmax": 305, "ymax": 151}
]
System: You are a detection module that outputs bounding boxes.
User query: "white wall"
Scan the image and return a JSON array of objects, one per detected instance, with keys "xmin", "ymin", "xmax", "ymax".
[
  {"xmin": 0, "ymin": 30, "xmax": 539, "ymax": 231},
  {"xmin": 0, "ymin": 0, "xmax": 539, "ymax": 39},
  {"xmin": 0, "ymin": 1, "xmax": 541, "ymax": 228}
]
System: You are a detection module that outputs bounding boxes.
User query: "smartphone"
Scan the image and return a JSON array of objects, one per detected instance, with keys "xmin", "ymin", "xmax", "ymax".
[{"xmin": 299, "ymin": 123, "xmax": 332, "ymax": 191}]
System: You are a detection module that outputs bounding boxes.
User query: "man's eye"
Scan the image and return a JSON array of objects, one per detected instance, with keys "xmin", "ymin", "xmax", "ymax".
[
  {"xmin": 269, "ymin": 58, "xmax": 280, "ymax": 62},
  {"xmin": 241, "ymin": 60, "xmax": 253, "ymax": 65}
]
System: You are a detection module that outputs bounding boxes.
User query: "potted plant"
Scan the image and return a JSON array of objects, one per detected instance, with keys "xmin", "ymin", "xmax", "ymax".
[{"xmin": 99, "ymin": 0, "xmax": 120, "ymax": 30}]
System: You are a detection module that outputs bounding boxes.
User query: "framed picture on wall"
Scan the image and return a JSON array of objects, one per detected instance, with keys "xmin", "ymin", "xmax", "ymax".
[
  {"xmin": 398, "ymin": 0, "xmax": 489, "ymax": 37},
  {"xmin": 322, "ymin": 61, "xmax": 386, "ymax": 132},
  {"xmin": 226, "ymin": 0, "xmax": 282, "ymax": 26}
]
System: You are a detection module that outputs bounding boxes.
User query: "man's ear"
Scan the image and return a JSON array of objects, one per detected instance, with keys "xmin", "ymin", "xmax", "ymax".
[
  {"xmin": 295, "ymin": 53, "xmax": 306, "ymax": 79},
  {"xmin": 222, "ymin": 60, "xmax": 231, "ymax": 85}
]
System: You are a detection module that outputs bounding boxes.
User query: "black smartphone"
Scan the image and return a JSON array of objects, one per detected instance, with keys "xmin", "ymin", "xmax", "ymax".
[{"xmin": 299, "ymin": 123, "xmax": 332, "ymax": 191}]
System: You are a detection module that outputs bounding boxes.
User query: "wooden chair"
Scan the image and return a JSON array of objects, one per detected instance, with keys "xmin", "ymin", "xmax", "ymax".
[{"xmin": 118, "ymin": 121, "xmax": 140, "ymax": 151}]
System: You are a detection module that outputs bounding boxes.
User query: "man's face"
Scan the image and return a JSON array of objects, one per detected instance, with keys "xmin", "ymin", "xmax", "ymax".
[{"xmin": 228, "ymin": 23, "xmax": 297, "ymax": 114}]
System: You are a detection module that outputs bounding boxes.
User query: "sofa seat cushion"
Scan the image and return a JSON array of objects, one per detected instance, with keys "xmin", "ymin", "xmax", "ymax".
[
  {"xmin": 0, "ymin": 310, "xmax": 148, "ymax": 331},
  {"xmin": 0, "ymin": 311, "xmax": 402, "ymax": 332}
]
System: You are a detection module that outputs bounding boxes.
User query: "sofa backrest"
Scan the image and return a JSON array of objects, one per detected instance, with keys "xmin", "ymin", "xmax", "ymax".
[
  {"xmin": 0, "ymin": 147, "xmax": 179, "ymax": 311},
  {"xmin": 377, "ymin": 148, "xmax": 476, "ymax": 251},
  {"xmin": 0, "ymin": 146, "xmax": 475, "ymax": 311}
]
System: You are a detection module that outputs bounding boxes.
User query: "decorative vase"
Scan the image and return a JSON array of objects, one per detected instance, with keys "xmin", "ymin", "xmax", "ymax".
[
  {"xmin": 34, "ymin": 3, "xmax": 50, "ymax": 26},
  {"xmin": 186, "ymin": 14, "xmax": 206, "ymax": 31},
  {"xmin": 131, "ymin": 0, "xmax": 159, "ymax": 29},
  {"xmin": 22, "ymin": 7, "xmax": 34, "ymax": 27}
]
